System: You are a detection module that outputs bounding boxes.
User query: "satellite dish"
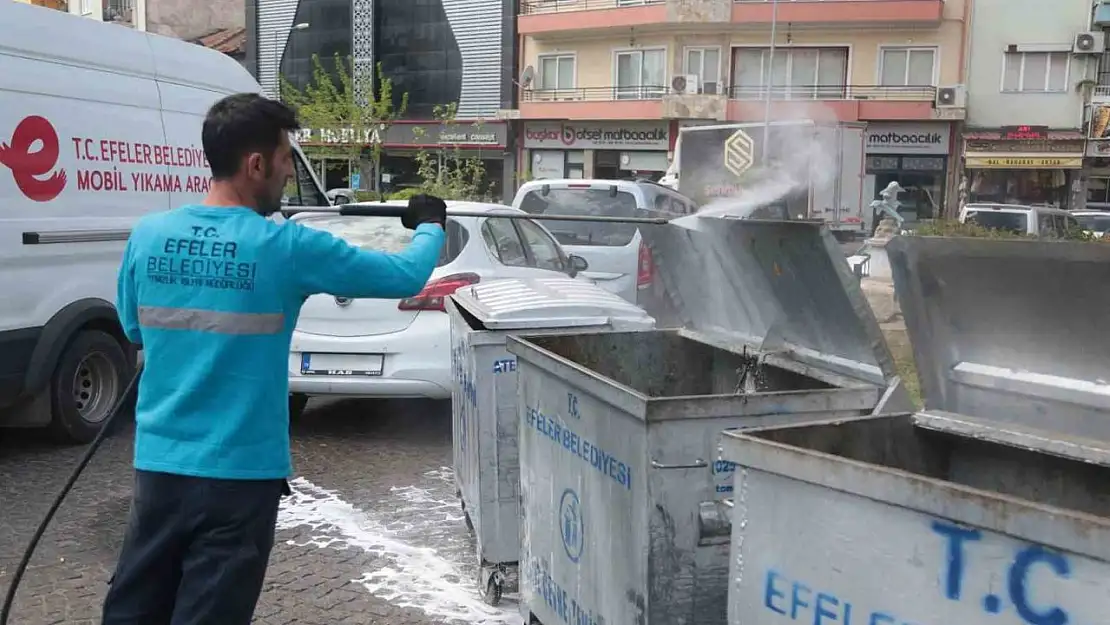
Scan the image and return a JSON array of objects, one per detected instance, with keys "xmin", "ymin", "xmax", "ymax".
[
  {"xmin": 520, "ymin": 66, "xmax": 535, "ymax": 89},
  {"xmin": 671, "ymin": 75, "xmax": 687, "ymax": 93}
]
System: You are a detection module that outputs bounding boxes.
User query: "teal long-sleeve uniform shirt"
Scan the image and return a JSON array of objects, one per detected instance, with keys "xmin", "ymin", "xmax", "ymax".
[{"xmin": 116, "ymin": 205, "xmax": 445, "ymax": 479}]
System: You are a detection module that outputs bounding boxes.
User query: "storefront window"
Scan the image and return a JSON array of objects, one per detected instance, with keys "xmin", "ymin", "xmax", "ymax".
[
  {"xmin": 968, "ymin": 169, "xmax": 1071, "ymax": 208},
  {"xmin": 1087, "ymin": 177, "xmax": 1110, "ymax": 207},
  {"xmin": 866, "ymin": 155, "xmax": 946, "ymax": 224}
]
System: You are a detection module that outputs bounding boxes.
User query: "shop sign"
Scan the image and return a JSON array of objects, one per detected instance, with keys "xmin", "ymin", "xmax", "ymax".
[
  {"xmin": 294, "ymin": 122, "xmax": 507, "ymax": 148},
  {"xmin": 864, "ymin": 123, "xmax": 950, "ymax": 155},
  {"xmin": 523, "ymin": 122, "xmax": 670, "ymax": 151},
  {"xmin": 965, "ymin": 156, "xmax": 1083, "ymax": 169}
]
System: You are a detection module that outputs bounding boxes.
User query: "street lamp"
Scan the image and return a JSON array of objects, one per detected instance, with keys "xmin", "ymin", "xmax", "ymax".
[
  {"xmin": 761, "ymin": 0, "xmax": 778, "ymax": 165},
  {"xmin": 272, "ymin": 22, "xmax": 310, "ymax": 98}
]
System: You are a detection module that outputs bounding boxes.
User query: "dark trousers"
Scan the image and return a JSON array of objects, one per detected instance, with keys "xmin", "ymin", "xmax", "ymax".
[{"xmin": 101, "ymin": 470, "xmax": 289, "ymax": 625}]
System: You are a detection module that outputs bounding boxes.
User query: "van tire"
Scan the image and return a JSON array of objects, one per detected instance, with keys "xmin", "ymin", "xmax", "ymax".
[
  {"xmin": 49, "ymin": 330, "xmax": 131, "ymax": 444},
  {"xmin": 289, "ymin": 393, "xmax": 309, "ymax": 421}
]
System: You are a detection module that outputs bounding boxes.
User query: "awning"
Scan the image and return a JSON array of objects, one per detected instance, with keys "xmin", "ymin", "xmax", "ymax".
[{"xmin": 965, "ymin": 153, "xmax": 1084, "ymax": 169}]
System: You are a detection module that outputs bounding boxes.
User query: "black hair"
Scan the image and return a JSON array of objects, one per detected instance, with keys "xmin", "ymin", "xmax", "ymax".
[{"xmin": 201, "ymin": 93, "xmax": 300, "ymax": 179}]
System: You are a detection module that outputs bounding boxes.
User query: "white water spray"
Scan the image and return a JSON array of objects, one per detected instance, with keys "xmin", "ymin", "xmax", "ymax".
[
  {"xmin": 672, "ymin": 102, "xmax": 842, "ymax": 227},
  {"xmin": 277, "ymin": 469, "xmax": 519, "ymax": 625}
]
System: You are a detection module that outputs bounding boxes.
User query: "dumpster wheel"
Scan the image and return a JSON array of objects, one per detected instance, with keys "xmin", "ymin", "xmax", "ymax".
[{"xmin": 480, "ymin": 570, "xmax": 503, "ymax": 606}]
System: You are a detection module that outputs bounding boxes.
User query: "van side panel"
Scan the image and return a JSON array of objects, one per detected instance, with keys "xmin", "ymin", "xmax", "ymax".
[{"xmin": 0, "ymin": 38, "xmax": 167, "ymax": 404}]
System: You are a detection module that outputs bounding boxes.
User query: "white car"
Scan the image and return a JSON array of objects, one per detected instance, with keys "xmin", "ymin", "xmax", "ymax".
[
  {"xmin": 286, "ymin": 201, "xmax": 590, "ymax": 418},
  {"xmin": 1071, "ymin": 210, "xmax": 1110, "ymax": 238}
]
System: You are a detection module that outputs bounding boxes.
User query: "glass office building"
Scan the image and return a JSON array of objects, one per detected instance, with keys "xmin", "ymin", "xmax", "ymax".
[{"xmin": 248, "ymin": 0, "xmax": 515, "ymax": 197}]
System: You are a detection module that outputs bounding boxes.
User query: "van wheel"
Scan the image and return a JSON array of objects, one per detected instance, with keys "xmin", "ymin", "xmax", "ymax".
[
  {"xmin": 289, "ymin": 393, "xmax": 309, "ymax": 421},
  {"xmin": 49, "ymin": 330, "xmax": 130, "ymax": 444}
]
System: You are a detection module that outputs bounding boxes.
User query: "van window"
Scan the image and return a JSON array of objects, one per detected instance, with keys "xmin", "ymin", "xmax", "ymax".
[
  {"xmin": 966, "ymin": 210, "xmax": 1028, "ymax": 234},
  {"xmin": 518, "ymin": 187, "xmax": 638, "ymax": 246},
  {"xmin": 284, "ymin": 152, "xmax": 329, "ymax": 207},
  {"xmin": 299, "ymin": 215, "xmax": 466, "ymax": 267}
]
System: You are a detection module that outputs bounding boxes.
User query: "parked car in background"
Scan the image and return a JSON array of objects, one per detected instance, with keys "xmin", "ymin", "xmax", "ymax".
[
  {"xmin": 959, "ymin": 203, "xmax": 1080, "ymax": 237},
  {"xmin": 286, "ymin": 201, "xmax": 591, "ymax": 418},
  {"xmin": 326, "ymin": 188, "xmax": 356, "ymax": 204},
  {"xmin": 1071, "ymin": 210, "xmax": 1110, "ymax": 238},
  {"xmin": 512, "ymin": 179, "xmax": 696, "ymax": 305}
]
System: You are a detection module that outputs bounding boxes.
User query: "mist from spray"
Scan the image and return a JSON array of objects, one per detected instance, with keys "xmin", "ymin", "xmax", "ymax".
[{"xmin": 673, "ymin": 102, "xmax": 841, "ymax": 227}]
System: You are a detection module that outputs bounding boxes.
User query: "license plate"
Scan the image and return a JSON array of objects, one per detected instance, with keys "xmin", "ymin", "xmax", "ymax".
[{"xmin": 300, "ymin": 353, "xmax": 384, "ymax": 376}]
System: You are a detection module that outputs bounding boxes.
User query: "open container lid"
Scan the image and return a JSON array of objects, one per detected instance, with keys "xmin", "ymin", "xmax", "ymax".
[
  {"xmin": 888, "ymin": 235, "xmax": 1110, "ymax": 440},
  {"xmin": 642, "ymin": 217, "xmax": 898, "ymax": 386},
  {"xmin": 450, "ymin": 277, "xmax": 656, "ymax": 331}
]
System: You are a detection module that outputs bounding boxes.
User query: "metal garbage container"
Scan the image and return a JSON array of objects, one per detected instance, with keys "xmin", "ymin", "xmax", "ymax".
[
  {"xmin": 718, "ymin": 234, "xmax": 1110, "ymax": 625},
  {"xmin": 447, "ymin": 276, "xmax": 656, "ymax": 605},
  {"xmin": 887, "ymin": 234, "xmax": 1110, "ymax": 439},
  {"xmin": 507, "ymin": 218, "xmax": 915, "ymax": 625},
  {"xmin": 719, "ymin": 413, "xmax": 1110, "ymax": 625}
]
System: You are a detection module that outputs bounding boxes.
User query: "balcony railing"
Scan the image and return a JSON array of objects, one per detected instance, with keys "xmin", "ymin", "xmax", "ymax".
[
  {"xmin": 522, "ymin": 84, "xmax": 936, "ymax": 102},
  {"xmin": 522, "ymin": 0, "xmax": 661, "ymax": 14},
  {"xmin": 1093, "ymin": 85, "xmax": 1110, "ymax": 98}
]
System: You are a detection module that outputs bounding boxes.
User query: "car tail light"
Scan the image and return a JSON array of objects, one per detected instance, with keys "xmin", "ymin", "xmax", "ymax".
[
  {"xmin": 398, "ymin": 273, "xmax": 480, "ymax": 312},
  {"xmin": 636, "ymin": 241, "xmax": 653, "ymax": 289}
]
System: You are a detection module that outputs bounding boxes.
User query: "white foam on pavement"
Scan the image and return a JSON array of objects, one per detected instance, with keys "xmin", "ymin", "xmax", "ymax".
[{"xmin": 276, "ymin": 471, "xmax": 520, "ymax": 625}]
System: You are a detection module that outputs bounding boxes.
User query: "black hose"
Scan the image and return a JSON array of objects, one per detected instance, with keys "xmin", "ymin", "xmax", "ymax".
[{"xmin": 0, "ymin": 364, "xmax": 143, "ymax": 625}]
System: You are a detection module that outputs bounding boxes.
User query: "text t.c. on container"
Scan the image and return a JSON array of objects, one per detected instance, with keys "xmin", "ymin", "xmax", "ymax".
[
  {"xmin": 720, "ymin": 412, "xmax": 1110, "ymax": 625},
  {"xmin": 446, "ymin": 276, "xmax": 655, "ymax": 605},
  {"xmin": 506, "ymin": 218, "xmax": 914, "ymax": 625},
  {"xmin": 887, "ymin": 234, "xmax": 1110, "ymax": 440}
]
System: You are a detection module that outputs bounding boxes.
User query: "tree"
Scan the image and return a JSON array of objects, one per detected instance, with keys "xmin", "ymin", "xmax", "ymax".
[
  {"xmin": 281, "ymin": 54, "xmax": 408, "ymax": 192},
  {"xmin": 411, "ymin": 103, "xmax": 494, "ymax": 201}
]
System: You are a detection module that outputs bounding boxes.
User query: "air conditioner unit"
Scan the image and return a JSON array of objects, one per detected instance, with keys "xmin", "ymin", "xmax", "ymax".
[
  {"xmin": 671, "ymin": 74, "xmax": 699, "ymax": 95},
  {"xmin": 1074, "ymin": 32, "xmax": 1106, "ymax": 54},
  {"xmin": 935, "ymin": 85, "xmax": 966, "ymax": 109}
]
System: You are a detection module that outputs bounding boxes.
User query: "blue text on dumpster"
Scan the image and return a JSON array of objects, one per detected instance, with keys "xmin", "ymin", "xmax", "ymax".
[
  {"xmin": 527, "ymin": 557, "xmax": 607, "ymax": 625},
  {"xmin": 493, "ymin": 358, "xmax": 516, "ymax": 374},
  {"xmin": 760, "ymin": 521, "xmax": 1080, "ymax": 625},
  {"xmin": 451, "ymin": 346, "xmax": 476, "ymax": 406},
  {"xmin": 525, "ymin": 405, "xmax": 633, "ymax": 491},
  {"xmin": 932, "ymin": 520, "xmax": 1074, "ymax": 625}
]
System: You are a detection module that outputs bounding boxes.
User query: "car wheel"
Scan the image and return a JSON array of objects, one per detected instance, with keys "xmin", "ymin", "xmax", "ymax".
[
  {"xmin": 49, "ymin": 329, "xmax": 131, "ymax": 444},
  {"xmin": 289, "ymin": 393, "xmax": 309, "ymax": 421}
]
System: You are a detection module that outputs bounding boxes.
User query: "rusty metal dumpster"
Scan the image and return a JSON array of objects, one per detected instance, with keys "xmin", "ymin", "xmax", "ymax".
[
  {"xmin": 717, "ymin": 234, "xmax": 1110, "ymax": 625},
  {"xmin": 447, "ymin": 277, "xmax": 655, "ymax": 605},
  {"xmin": 506, "ymin": 218, "xmax": 915, "ymax": 625},
  {"xmin": 720, "ymin": 413, "xmax": 1110, "ymax": 625}
]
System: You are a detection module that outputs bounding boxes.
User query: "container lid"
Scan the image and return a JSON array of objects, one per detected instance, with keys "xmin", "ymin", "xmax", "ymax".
[
  {"xmin": 450, "ymin": 277, "xmax": 655, "ymax": 331},
  {"xmin": 888, "ymin": 236, "xmax": 1110, "ymax": 434},
  {"xmin": 642, "ymin": 218, "xmax": 897, "ymax": 384}
]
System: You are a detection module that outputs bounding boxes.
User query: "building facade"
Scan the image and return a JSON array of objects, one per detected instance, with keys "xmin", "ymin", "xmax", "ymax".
[
  {"xmin": 961, "ymin": 0, "xmax": 1098, "ymax": 210},
  {"xmin": 247, "ymin": 0, "xmax": 518, "ymax": 199},
  {"xmin": 516, "ymin": 0, "xmax": 967, "ymax": 220}
]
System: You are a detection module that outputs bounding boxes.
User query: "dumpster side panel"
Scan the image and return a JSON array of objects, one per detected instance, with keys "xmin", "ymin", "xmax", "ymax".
[
  {"xmin": 488, "ymin": 341, "xmax": 522, "ymax": 564},
  {"xmin": 644, "ymin": 409, "xmax": 870, "ymax": 625},
  {"xmin": 727, "ymin": 468, "xmax": 1110, "ymax": 625},
  {"xmin": 451, "ymin": 316, "xmax": 481, "ymax": 525},
  {"xmin": 519, "ymin": 359, "xmax": 649, "ymax": 625}
]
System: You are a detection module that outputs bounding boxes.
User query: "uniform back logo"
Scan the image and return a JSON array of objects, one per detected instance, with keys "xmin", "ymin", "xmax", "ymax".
[{"xmin": 0, "ymin": 115, "xmax": 68, "ymax": 202}]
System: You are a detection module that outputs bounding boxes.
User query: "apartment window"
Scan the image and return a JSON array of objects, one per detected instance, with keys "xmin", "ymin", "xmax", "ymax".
[
  {"xmin": 538, "ymin": 54, "xmax": 575, "ymax": 91},
  {"xmin": 615, "ymin": 48, "xmax": 666, "ymax": 99},
  {"xmin": 730, "ymin": 47, "xmax": 848, "ymax": 99},
  {"xmin": 1002, "ymin": 52, "xmax": 1069, "ymax": 93},
  {"xmin": 684, "ymin": 47, "xmax": 721, "ymax": 95},
  {"xmin": 880, "ymin": 47, "xmax": 936, "ymax": 86}
]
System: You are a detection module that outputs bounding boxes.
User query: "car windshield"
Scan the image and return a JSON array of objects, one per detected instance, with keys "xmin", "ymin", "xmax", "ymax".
[
  {"xmin": 518, "ymin": 188, "xmax": 638, "ymax": 246},
  {"xmin": 965, "ymin": 210, "xmax": 1028, "ymax": 233},
  {"xmin": 1074, "ymin": 214, "xmax": 1110, "ymax": 232},
  {"xmin": 297, "ymin": 215, "xmax": 413, "ymax": 253}
]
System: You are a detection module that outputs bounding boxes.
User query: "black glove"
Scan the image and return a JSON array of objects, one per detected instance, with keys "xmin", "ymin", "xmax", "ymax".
[{"xmin": 402, "ymin": 194, "xmax": 447, "ymax": 230}]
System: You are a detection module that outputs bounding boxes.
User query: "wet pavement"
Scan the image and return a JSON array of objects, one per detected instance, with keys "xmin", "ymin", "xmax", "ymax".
[{"xmin": 0, "ymin": 399, "xmax": 521, "ymax": 625}]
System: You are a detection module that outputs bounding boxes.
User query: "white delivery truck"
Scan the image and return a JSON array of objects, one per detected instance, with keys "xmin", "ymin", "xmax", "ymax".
[
  {"xmin": 0, "ymin": 2, "xmax": 328, "ymax": 442},
  {"xmin": 661, "ymin": 121, "xmax": 869, "ymax": 238}
]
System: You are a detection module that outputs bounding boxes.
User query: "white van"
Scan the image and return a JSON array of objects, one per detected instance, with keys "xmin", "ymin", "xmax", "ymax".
[
  {"xmin": 512, "ymin": 179, "xmax": 696, "ymax": 303},
  {"xmin": 0, "ymin": 2, "xmax": 328, "ymax": 442},
  {"xmin": 958, "ymin": 203, "xmax": 1081, "ymax": 238}
]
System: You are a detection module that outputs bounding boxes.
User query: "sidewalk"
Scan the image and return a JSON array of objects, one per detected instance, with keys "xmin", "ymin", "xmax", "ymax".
[{"xmin": 860, "ymin": 275, "xmax": 920, "ymax": 408}]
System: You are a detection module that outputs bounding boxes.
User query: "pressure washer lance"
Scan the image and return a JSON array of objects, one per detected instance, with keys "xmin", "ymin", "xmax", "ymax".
[
  {"xmin": 0, "ymin": 364, "xmax": 143, "ymax": 625},
  {"xmin": 283, "ymin": 202, "xmax": 673, "ymax": 225}
]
